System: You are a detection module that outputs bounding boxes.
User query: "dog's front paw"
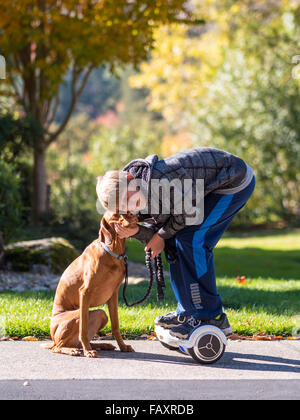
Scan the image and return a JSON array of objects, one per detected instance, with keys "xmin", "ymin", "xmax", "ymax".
[
  {"xmin": 84, "ymin": 349, "xmax": 98, "ymax": 358},
  {"xmin": 120, "ymin": 344, "xmax": 135, "ymax": 353},
  {"xmin": 70, "ymin": 348, "xmax": 81, "ymax": 357}
]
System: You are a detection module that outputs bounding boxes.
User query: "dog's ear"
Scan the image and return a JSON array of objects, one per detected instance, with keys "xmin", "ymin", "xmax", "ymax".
[{"xmin": 99, "ymin": 217, "xmax": 113, "ymax": 245}]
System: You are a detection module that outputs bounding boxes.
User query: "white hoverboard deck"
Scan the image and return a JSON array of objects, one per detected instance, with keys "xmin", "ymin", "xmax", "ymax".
[{"xmin": 155, "ymin": 324, "xmax": 227, "ymax": 363}]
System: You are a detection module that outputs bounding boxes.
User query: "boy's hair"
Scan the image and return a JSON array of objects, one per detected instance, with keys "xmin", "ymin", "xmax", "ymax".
[{"xmin": 96, "ymin": 170, "xmax": 129, "ymax": 212}]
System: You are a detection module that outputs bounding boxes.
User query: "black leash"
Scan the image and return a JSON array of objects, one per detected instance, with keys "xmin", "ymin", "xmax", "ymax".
[
  {"xmin": 152, "ymin": 251, "xmax": 165, "ymax": 301},
  {"xmin": 122, "ymin": 250, "xmax": 166, "ymax": 307},
  {"xmin": 101, "ymin": 239, "xmax": 177, "ymax": 308}
]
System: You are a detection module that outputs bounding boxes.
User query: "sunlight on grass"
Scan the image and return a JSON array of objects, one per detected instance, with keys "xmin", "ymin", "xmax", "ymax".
[
  {"xmin": 0, "ymin": 292, "xmax": 52, "ymax": 338},
  {"xmin": 218, "ymin": 230, "xmax": 300, "ymax": 250},
  {"xmin": 0, "ymin": 231, "xmax": 299, "ymax": 338}
]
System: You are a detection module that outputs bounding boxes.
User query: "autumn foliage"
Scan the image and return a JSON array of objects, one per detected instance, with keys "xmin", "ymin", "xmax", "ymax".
[{"xmin": 0, "ymin": 0, "xmax": 193, "ymax": 221}]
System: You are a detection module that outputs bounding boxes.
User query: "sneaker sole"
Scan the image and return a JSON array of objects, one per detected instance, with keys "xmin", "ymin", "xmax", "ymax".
[
  {"xmin": 155, "ymin": 322, "xmax": 182, "ymax": 329},
  {"xmin": 169, "ymin": 330, "xmax": 188, "ymax": 340}
]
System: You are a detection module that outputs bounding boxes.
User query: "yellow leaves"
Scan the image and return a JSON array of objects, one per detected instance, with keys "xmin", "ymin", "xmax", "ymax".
[
  {"xmin": 0, "ymin": 0, "xmax": 191, "ymax": 101},
  {"xmin": 12, "ymin": 111, "xmax": 19, "ymax": 120},
  {"xmin": 161, "ymin": 132, "xmax": 193, "ymax": 157},
  {"xmin": 287, "ymin": 0, "xmax": 300, "ymax": 11},
  {"xmin": 129, "ymin": 16, "xmax": 228, "ymax": 124},
  {"xmin": 230, "ymin": 4, "xmax": 241, "ymax": 15}
]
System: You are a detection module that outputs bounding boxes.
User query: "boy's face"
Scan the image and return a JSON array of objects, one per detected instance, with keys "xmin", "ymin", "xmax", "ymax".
[{"xmin": 126, "ymin": 189, "xmax": 146, "ymax": 213}]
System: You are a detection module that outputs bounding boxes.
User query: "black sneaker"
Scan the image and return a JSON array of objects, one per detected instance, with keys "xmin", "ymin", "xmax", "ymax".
[
  {"xmin": 155, "ymin": 311, "xmax": 192, "ymax": 329},
  {"xmin": 169, "ymin": 313, "xmax": 233, "ymax": 340}
]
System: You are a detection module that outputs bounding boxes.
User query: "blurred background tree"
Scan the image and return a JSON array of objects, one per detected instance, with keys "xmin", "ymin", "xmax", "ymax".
[{"xmin": 0, "ymin": 0, "xmax": 193, "ymax": 224}]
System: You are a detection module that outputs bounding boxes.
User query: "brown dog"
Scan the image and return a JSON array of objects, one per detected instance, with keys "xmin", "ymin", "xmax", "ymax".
[{"xmin": 44, "ymin": 211, "xmax": 137, "ymax": 358}]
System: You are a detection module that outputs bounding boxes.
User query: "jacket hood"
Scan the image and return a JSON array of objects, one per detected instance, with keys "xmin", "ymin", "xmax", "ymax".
[{"xmin": 123, "ymin": 154, "xmax": 159, "ymax": 187}]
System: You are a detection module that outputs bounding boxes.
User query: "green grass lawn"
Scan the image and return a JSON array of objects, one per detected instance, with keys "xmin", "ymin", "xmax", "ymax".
[{"xmin": 0, "ymin": 230, "xmax": 299, "ymax": 339}]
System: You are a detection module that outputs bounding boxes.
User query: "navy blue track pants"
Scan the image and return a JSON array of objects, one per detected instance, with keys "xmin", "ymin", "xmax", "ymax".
[{"xmin": 165, "ymin": 175, "xmax": 256, "ymax": 321}]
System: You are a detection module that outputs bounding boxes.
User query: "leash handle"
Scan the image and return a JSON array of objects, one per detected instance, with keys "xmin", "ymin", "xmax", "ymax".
[{"xmin": 164, "ymin": 242, "xmax": 178, "ymax": 264}]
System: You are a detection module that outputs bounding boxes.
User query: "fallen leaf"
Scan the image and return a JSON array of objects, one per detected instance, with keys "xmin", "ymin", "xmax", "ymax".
[
  {"xmin": 227, "ymin": 334, "xmax": 242, "ymax": 340},
  {"xmin": 148, "ymin": 335, "xmax": 157, "ymax": 340},
  {"xmin": 253, "ymin": 335, "xmax": 272, "ymax": 341},
  {"xmin": 22, "ymin": 336, "xmax": 38, "ymax": 341},
  {"xmin": 236, "ymin": 275, "xmax": 247, "ymax": 285}
]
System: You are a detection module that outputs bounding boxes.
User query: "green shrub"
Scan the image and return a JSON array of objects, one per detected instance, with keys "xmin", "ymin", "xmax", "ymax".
[{"xmin": 0, "ymin": 161, "xmax": 23, "ymax": 243}]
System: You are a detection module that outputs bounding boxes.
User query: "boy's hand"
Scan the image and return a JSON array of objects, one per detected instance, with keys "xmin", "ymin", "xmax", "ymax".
[
  {"xmin": 115, "ymin": 224, "xmax": 139, "ymax": 239},
  {"xmin": 145, "ymin": 233, "xmax": 165, "ymax": 259}
]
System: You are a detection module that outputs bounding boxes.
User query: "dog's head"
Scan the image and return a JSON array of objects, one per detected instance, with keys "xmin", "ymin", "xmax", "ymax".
[
  {"xmin": 109, "ymin": 212, "xmax": 138, "ymax": 228},
  {"xmin": 100, "ymin": 211, "xmax": 138, "ymax": 245}
]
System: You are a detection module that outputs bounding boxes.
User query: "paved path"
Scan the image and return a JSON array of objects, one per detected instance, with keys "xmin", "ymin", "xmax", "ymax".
[{"xmin": 0, "ymin": 340, "xmax": 300, "ymax": 400}]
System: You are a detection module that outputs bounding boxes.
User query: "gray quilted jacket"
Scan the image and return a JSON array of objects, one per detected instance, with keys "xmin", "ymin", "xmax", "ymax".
[{"xmin": 123, "ymin": 147, "xmax": 248, "ymax": 243}]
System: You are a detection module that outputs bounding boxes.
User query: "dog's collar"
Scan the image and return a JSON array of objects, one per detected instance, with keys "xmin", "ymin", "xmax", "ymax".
[{"xmin": 100, "ymin": 241, "xmax": 127, "ymax": 262}]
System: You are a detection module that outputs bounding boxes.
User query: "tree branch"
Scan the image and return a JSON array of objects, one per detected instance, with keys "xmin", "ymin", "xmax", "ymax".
[
  {"xmin": 46, "ymin": 64, "xmax": 94, "ymax": 146},
  {"xmin": 45, "ymin": 94, "xmax": 60, "ymax": 129}
]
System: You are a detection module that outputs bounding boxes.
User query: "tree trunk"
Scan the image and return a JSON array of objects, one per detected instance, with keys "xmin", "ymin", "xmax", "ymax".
[{"xmin": 33, "ymin": 146, "xmax": 48, "ymax": 225}]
